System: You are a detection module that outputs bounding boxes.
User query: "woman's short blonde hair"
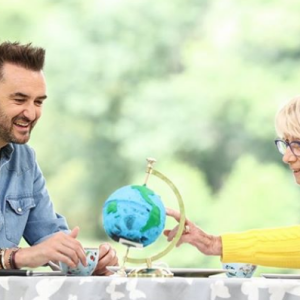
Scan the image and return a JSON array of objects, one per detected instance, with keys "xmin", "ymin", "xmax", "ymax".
[{"xmin": 275, "ymin": 96, "xmax": 300, "ymax": 139}]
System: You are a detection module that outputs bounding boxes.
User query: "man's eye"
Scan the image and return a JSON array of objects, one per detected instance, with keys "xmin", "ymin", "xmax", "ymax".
[
  {"xmin": 14, "ymin": 99, "xmax": 26, "ymax": 103},
  {"xmin": 35, "ymin": 100, "xmax": 44, "ymax": 106}
]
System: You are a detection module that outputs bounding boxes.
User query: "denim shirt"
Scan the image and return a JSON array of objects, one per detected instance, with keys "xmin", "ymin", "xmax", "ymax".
[{"xmin": 0, "ymin": 143, "xmax": 69, "ymax": 248}]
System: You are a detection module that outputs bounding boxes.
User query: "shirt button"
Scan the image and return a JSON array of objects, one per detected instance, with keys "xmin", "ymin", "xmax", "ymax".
[{"xmin": 17, "ymin": 208, "xmax": 22, "ymax": 213}]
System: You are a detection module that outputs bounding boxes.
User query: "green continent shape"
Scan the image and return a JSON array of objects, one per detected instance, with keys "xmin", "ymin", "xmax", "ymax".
[
  {"xmin": 132, "ymin": 185, "xmax": 161, "ymax": 232},
  {"xmin": 106, "ymin": 200, "xmax": 118, "ymax": 214}
]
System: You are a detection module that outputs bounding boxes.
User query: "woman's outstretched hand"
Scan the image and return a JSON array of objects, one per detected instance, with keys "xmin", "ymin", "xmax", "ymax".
[{"xmin": 163, "ymin": 208, "xmax": 222, "ymax": 256}]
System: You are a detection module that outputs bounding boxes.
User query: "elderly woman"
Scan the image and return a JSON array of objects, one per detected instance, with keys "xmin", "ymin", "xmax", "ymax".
[{"xmin": 164, "ymin": 96, "xmax": 300, "ymax": 268}]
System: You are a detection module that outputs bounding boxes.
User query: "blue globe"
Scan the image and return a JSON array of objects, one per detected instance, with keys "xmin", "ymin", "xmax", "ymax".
[{"xmin": 102, "ymin": 185, "xmax": 166, "ymax": 247}]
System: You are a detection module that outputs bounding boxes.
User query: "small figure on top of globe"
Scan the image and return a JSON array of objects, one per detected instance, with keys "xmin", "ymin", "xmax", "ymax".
[{"xmin": 102, "ymin": 184, "xmax": 166, "ymax": 247}]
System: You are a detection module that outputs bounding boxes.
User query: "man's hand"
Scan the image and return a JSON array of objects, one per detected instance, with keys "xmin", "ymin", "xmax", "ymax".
[
  {"xmin": 15, "ymin": 227, "xmax": 87, "ymax": 269},
  {"xmin": 93, "ymin": 243, "xmax": 118, "ymax": 276},
  {"xmin": 164, "ymin": 208, "xmax": 222, "ymax": 256}
]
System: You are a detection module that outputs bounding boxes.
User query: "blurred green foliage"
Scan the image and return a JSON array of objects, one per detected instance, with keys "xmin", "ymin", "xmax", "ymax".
[{"xmin": 4, "ymin": 0, "xmax": 300, "ymax": 273}]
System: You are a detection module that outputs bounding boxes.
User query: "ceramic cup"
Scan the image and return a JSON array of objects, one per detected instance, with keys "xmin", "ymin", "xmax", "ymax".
[
  {"xmin": 59, "ymin": 247, "xmax": 99, "ymax": 276},
  {"xmin": 222, "ymin": 262, "xmax": 257, "ymax": 278}
]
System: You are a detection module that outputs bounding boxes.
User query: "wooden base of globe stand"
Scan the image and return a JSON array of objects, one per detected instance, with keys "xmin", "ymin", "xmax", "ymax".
[{"xmin": 117, "ymin": 158, "xmax": 186, "ymax": 278}]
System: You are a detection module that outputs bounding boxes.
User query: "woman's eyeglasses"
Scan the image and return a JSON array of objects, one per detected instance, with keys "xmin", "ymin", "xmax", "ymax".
[{"xmin": 275, "ymin": 139, "xmax": 300, "ymax": 157}]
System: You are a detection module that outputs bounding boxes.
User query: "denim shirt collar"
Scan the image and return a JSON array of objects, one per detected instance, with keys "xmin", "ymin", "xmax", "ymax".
[
  {"xmin": 1, "ymin": 143, "xmax": 14, "ymax": 159},
  {"xmin": 2, "ymin": 143, "xmax": 34, "ymax": 174},
  {"xmin": 0, "ymin": 143, "xmax": 14, "ymax": 165}
]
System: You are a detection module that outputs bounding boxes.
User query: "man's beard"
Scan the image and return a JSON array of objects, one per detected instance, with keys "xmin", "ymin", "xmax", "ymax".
[{"xmin": 0, "ymin": 110, "xmax": 35, "ymax": 144}]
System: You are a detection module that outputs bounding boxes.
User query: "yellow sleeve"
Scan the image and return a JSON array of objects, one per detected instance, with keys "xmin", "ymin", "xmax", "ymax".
[{"xmin": 221, "ymin": 225, "xmax": 300, "ymax": 268}]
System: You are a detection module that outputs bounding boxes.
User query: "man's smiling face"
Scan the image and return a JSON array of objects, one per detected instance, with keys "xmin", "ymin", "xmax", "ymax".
[{"xmin": 0, "ymin": 63, "xmax": 47, "ymax": 148}]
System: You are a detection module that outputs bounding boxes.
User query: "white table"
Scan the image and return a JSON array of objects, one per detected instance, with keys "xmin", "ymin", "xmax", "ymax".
[{"xmin": 1, "ymin": 275, "xmax": 300, "ymax": 300}]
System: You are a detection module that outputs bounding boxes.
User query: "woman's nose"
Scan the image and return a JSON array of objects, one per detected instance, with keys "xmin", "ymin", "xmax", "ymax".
[{"xmin": 282, "ymin": 146, "xmax": 297, "ymax": 164}]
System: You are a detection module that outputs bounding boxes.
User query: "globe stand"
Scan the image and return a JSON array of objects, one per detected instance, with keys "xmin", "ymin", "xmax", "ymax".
[{"xmin": 117, "ymin": 158, "xmax": 186, "ymax": 278}]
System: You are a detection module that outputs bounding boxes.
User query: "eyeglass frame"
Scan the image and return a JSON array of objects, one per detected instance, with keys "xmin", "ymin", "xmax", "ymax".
[{"xmin": 274, "ymin": 138, "xmax": 300, "ymax": 157}]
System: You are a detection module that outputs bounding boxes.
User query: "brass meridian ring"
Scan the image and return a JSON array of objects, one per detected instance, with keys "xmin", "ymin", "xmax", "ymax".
[{"xmin": 125, "ymin": 169, "xmax": 186, "ymax": 264}]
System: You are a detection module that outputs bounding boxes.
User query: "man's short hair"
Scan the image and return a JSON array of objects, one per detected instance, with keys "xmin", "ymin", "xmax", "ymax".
[{"xmin": 0, "ymin": 41, "xmax": 45, "ymax": 80}]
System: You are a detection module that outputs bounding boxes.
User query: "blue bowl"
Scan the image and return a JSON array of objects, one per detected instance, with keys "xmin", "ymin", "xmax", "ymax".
[
  {"xmin": 59, "ymin": 247, "xmax": 99, "ymax": 276},
  {"xmin": 222, "ymin": 263, "xmax": 257, "ymax": 278}
]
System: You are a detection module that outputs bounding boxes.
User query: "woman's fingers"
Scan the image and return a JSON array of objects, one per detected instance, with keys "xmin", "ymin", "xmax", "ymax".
[
  {"xmin": 166, "ymin": 208, "xmax": 191, "ymax": 227},
  {"xmin": 166, "ymin": 208, "xmax": 182, "ymax": 222},
  {"xmin": 163, "ymin": 229, "xmax": 171, "ymax": 237}
]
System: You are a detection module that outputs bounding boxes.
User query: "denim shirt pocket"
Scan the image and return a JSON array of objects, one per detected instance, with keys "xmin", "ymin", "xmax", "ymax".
[{"xmin": 5, "ymin": 196, "xmax": 36, "ymax": 244}]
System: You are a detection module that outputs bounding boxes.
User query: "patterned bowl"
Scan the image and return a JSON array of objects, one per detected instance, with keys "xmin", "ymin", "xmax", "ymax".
[
  {"xmin": 222, "ymin": 263, "xmax": 257, "ymax": 278},
  {"xmin": 59, "ymin": 247, "xmax": 99, "ymax": 276}
]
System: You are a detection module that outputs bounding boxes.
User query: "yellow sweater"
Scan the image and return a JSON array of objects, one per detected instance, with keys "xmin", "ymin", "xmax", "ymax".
[{"xmin": 221, "ymin": 225, "xmax": 300, "ymax": 268}]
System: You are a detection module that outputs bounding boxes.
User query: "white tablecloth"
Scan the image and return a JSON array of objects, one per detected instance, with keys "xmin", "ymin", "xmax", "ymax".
[{"xmin": 1, "ymin": 276, "xmax": 300, "ymax": 300}]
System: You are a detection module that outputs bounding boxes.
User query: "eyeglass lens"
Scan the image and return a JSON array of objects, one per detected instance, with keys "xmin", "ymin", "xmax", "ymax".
[
  {"xmin": 276, "ymin": 140, "xmax": 300, "ymax": 156},
  {"xmin": 276, "ymin": 140, "xmax": 287, "ymax": 155}
]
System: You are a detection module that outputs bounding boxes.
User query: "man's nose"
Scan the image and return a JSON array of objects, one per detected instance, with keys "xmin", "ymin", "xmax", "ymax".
[
  {"xmin": 282, "ymin": 146, "xmax": 297, "ymax": 164},
  {"xmin": 22, "ymin": 103, "xmax": 36, "ymax": 121}
]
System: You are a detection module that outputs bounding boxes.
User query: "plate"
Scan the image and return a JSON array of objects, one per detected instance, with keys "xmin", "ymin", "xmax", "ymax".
[
  {"xmin": 30, "ymin": 271, "xmax": 68, "ymax": 276},
  {"xmin": 107, "ymin": 266, "xmax": 227, "ymax": 277},
  {"xmin": 0, "ymin": 270, "xmax": 67, "ymax": 276},
  {"xmin": 261, "ymin": 273, "xmax": 300, "ymax": 279}
]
